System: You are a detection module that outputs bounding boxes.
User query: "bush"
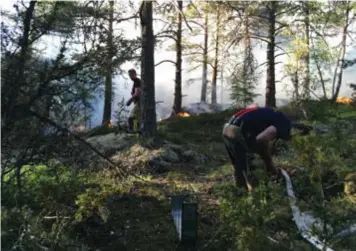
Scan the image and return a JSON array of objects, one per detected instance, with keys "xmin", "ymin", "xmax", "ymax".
[
  {"xmin": 278, "ymin": 99, "xmax": 356, "ymax": 123},
  {"xmin": 289, "ymin": 126, "xmax": 356, "ymax": 248},
  {"xmin": 215, "ymin": 171, "xmax": 299, "ymax": 251},
  {"xmin": 1, "ymin": 163, "xmax": 87, "ymax": 250},
  {"xmin": 214, "ymin": 117, "xmax": 356, "ymax": 250}
]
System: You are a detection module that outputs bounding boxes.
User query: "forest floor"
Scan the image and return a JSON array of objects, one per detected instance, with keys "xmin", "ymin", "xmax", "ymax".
[{"xmin": 2, "ymin": 101, "xmax": 356, "ymax": 251}]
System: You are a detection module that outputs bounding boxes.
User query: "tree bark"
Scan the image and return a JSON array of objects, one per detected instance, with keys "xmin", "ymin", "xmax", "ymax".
[
  {"xmin": 304, "ymin": 2, "xmax": 310, "ymax": 99},
  {"xmin": 4, "ymin": 1, "xmax": 36, "ymax": 119},
  {"xmin": 17, "ymin": 1, "xmax": 36, "ymax": 87},
  {"xmin": 211, "ymin": 8, "xmax": 221, "ymax": 105},
  {"xmin": 311, "ymin": 35, "xmax": 327, "ymax": 99},
  {"xmin": 200, "ymin": 13, "xmax": 208, "ymax": 103},
  {"xmin": 315, "ymin": 57, "xmax": 327, "ymax": 99},
  {"xmin": 140, "ymin": 1, "xmax": 157, "ymax": 138},
  {"xmin": 242, "ymin": 14, "xmax": 250, "ymax": 107},
  {"xmin": 332, "ymin": 2, "xmax": 350, "ymax": 102},
  {"xmin": 102, "ymin": 0, "xmax": 114, "ymax": 126},
  {"xmin": 172, "ymin": 0, "xmax": 183, "ymax": 115},
  {"xmin": 265, "ymin": 1, "xmax": 277, "ymax": 108},
  {"xmin": 292, "ymin": 69, "xmax": 300, "ymax": 101}
]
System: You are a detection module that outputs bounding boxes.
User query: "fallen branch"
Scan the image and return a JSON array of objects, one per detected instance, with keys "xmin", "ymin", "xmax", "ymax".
[{"xmin": 43, "ymin": 216, "xmax": 71, "ymax": 220}]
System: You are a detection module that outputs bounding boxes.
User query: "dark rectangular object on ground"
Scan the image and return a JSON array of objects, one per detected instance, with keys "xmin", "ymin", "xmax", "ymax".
[{"xmin": 171, "ymin": 195, "xmax": 198, "ymax": 246}]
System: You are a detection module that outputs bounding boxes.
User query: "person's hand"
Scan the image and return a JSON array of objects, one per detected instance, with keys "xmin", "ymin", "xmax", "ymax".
[{"xmin": 126, "ymin": 100, "xmax": 131, "ymax": 106}]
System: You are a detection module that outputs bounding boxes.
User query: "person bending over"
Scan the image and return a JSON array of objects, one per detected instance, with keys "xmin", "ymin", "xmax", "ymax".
[
  {"xmin": 126, "ymin": 69, "xmax": 141, "ymax": 132},
  {"xmin": 222, "ymin": 106, "xmax": 292, "ymax": 192}
]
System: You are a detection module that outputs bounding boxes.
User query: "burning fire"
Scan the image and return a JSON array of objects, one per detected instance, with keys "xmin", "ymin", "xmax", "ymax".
[
  {"xmin": 336, "ymin": 97, "xmax": 352, "ymax": 105},
  {"xmin": 102, "ymin": 120, "xmax": 113, "ymax": 128},
  {"xmin": 177, "ymin": 112, "xmax": 191, "ymax": 117}
]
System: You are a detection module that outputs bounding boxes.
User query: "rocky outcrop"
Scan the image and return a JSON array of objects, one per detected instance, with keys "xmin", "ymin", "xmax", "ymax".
[
  {"xmin": 84, "ymin": 133, "xmax": 208, "ymax": 172},
  {"xmin": 86, "ymin": 133, "xmax": 133, "ymax": 155}
]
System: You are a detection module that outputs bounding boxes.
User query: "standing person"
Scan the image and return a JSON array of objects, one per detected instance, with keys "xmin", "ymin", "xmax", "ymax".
[
  {"xmin": 222, "ymin": 106, "xmax": 292, "ymax": 192},
  {"xmin": 126, "ymin": 69, "xmax": 141, "ymax": 132}
]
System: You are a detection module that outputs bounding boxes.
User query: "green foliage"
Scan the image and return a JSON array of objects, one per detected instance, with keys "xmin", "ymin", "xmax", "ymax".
[
  {"xmin": 34, "ymin": 1, "xmax": 79, "ymax": 35},
  {"xmin": 85, "ymin": 124, "xmax": 120, "ymax": 137},
  {"xmin": 158, "ymin": 109, "xmax": 235, "ymax": 144},
  {"xmin": 2, "ymin": 100, "xmax": 356, "ymax": 250},
  {"xmin": 1, "ymin": 163, "xmax": 86, "ymax": 250},
  {"xmin": 208, "ymin": 100, "xmax": 356, "ymax": 251},
  {"xmin": 303, "ymin": 100, "xmax": 337, "ymax": 122},
  {"xmin": 2, "ymin": 0, "xmax": 356, "ymax": 248},
  {"xmin": 229, "ymin": 59, "xmax": 260, "ymax": 107},
  {"xmin": 290, "ymin": 127, "xmax": 356, "ymax": 247},
  {"xmin": 278, "ymin": 100, "xmax": 356, "ymax": 122},
  {"xmin": 215, "ymin": 176, "xmax": 299, "ymax": 251},
  {"xmin": 3, "ymin": 164, "xmax": 84, "ymax": 207},
  {"xmin": 75, "ymin": 188, "xmax": 107, "ymax": 222}
]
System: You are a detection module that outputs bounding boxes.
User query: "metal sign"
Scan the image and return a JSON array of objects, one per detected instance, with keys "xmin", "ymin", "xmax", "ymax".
[{"xmin": 171, "ymin": 195, "xmax": 198, "ymax": 246}]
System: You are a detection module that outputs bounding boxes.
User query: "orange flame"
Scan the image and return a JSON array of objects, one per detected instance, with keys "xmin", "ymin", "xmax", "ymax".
[
  {"xmin": 177, "ymin": 112, "xmax": 191, "ymax": 117},
  {"xmin": 102, "ymin": 120, "xmax": 112, "ymax": 128},
  {"xmin": 336, "ymin": 97, "xmax": 352, "ymax": 105}
]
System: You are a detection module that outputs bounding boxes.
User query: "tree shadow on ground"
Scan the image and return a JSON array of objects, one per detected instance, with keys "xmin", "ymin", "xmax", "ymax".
[
  {"xmin": 74, "ymin": 193, "xmax": 179, "ymax": 251},
  {"xmin": 74, "ymin": 183, "xmax": 231, "ymax": 251}
]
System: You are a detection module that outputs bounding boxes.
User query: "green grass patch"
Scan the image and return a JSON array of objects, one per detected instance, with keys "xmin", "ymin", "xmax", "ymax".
[
  {"xmin": 158, "ymin": 109, "xmax": 234, "ymax": 144},
  {"xmin": 3, "ymin": 100, "xmax": 356, "ymax": 250}
]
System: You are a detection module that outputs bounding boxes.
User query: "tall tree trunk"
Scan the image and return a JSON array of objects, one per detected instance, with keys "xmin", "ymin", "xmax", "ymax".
[
  {"xmin": 311, "ymin": 36, "xmax": 327, "ymax": 98},
  {"xmin": 316, "ymin": 57, "xmax": 327, "ymax": 99},
  {"xmin": 242, "ymin": 15, "xmax": 249, "ymax": 107},
  {"xmin": 4, "ymin": 1, "xmax": 36, "ymax": 119},
  {"xmin": 292, "ymin": 69, "xmax": 300, "ymax": 101},
  {"xmin": 332, "ymin": 2, "xmax": 350, "ymax": 102},
  {"xmin": 265, "ymin": 1, "xmax": 277, "ymax": 108},
  {"xmin": 304, "ymin": 3, "xmax": 310, "ymax": 99},
  {"xmin": 140, "ymin": 1, "xmax": 157, "ymax": 138},
  {"xmin": 102, "ymin": 1, "xmax": 114, "ymax": 126},
  {"xmin": 211, "ymin": 8, "xmax": 221, "ymax": 105},
  {"xmin": 200, "ymin": 13, "xmax": 208, "ymax": 103},
  {"xmin": 220, "ymin": 64, "xmax": 224, "ymax": 104},
  {"xmin": 172, "ymin": 0, "xmax": 183, "ymax": 115}
]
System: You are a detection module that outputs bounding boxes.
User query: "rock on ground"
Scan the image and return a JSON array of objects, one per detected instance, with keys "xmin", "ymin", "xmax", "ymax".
[
  {"xmin": 84, "ymin": 133, "xmax": 207, "ymax": 172},
  {"xmin": 86, "ymin": 133, "xmax": 133, "ymax": 155}
]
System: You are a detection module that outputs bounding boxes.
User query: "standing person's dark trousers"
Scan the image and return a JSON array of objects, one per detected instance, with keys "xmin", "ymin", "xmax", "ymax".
[{"xmin": 222, "ymin": 121, "xmax": 254, "ymax": 192}]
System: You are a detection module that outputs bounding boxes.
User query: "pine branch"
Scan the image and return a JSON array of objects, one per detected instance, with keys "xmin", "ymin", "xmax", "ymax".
[{"xmin": 155, "ymin": 60, "xmax": 176, "ymax": 67}]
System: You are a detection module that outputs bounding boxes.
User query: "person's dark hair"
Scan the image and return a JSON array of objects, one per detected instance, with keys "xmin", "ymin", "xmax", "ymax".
[{"xmin": 128, "ymin": 69, "xmax": 136, "ymax": 75}]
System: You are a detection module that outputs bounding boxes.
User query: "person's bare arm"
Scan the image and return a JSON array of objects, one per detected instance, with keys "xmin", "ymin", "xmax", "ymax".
[
  {"xmin": 256, "ymin": 125, "xmax": 279, "ymax": 174},
  {"xmin": 256, "ymin": 125, "xmax": 277, "ymax": 142},
  {"xmin": 126, "ymin": 88, "xmax": 141, "ymax": 106}
]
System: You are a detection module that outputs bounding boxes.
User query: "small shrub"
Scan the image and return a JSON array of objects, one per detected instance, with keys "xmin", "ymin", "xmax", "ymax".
[
  {"xmin": 1, "ymin": 163, "xmax": 86, "ymax": 249},
  {"xmin": 86, "ymin": 125, "xmax": 120, "ymax": 137},
  {"xmin": 289, "ymin": 127, "xmax": 356, "ymax": 247},
  {"xmin": 215, "ymin": 172, "xmax": 298, "ymax": 251}
]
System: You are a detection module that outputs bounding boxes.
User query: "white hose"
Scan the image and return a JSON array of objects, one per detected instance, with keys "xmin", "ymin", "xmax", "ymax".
[{"xmin": 280, "ymin": 168, "xmax": 335, "ymax": 251}]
